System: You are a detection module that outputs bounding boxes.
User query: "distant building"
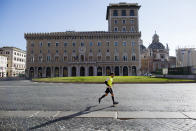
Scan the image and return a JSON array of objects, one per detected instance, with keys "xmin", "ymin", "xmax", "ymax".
[
  {"xmin": 0, "ymin": 47, "xmax": 26, "ymax": 77},
  {"xmin": 25, "ymin": 3, "xmax": 141, "ymax": 78},
  {"xmin": 140, "ymin": 32, "xmax": 169, "ymax": 74},
  {"xmin": 176, "ymin": 48, "xmax": 196, "ymax": 67},
  {"xmin": 0, "ymin": 55, "xmax": 7, "ymax": 77},
  {"xmin": 168, "ymin": 56, "xmax": 176, "ymax": 68}
]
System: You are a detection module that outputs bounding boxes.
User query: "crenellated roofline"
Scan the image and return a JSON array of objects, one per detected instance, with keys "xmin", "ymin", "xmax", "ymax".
[{"xmin": 24, "ymin": 31, "xmax": 141, "ymax": 40}]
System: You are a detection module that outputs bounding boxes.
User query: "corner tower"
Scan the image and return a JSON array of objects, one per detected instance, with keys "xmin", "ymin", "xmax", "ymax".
[{"xmin": 106, "ymin": 2, "xmax": 141, "ymax": 32}]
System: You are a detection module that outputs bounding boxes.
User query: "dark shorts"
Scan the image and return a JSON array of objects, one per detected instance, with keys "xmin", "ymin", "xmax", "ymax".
[{"xmin": 105, "ymin": 88, "xmax": 113, "ymax": 94}]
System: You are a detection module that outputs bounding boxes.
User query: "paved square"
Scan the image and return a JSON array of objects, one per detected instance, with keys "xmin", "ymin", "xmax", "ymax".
[{"xmin": 1, "ymin": 80, "xmax": 196, "ymax": 130}]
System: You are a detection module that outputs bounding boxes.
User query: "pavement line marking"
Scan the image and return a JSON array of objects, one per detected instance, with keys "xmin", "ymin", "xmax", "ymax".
[
  {"xmin": 28, "ymin": 111, "xmax": 40, "ymax": 118},
  {"xmin": 115, "ymin": 112, "xmax": 117, "ymax": 119},
  {"xmin": 53, "ymin": 111, "xmax": 61, "ymax": 117},
  {"xmin": 0, "ymin": 111, "xmax": 195, "ymax": 119}
]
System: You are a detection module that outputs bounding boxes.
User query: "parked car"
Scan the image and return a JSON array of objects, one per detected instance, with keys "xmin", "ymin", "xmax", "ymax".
[{"xmin": 144, "ymin": 73, "xmax": 152, "ymax": 76}]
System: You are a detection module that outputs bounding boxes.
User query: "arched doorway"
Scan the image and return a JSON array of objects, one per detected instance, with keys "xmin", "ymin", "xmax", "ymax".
[
  {"xmin": 89, "ymin": 66, "xmax": 94, "ymax": 76},
  {"xmin": 132, "ymin": 66, "xmax": 137, "ymax": 76},
  {"xmin": 38, "ymin": 67, "xmax": 42, "ymax": 78},
  {"xmin": 46, "ymin": 67, "xmax": 51, "ymax": 77},
  {"xmin": 97, "ymin": 67, "xmax": 102, "ymax": 76},
  {"xmin": 72, "ymin": 67, "xmax": 76, "ymax": 76},
  {"xmin": 123, "ymin": 66, "xmax": 128, "ymax": 76},
  {"xmin": 63, "ymin": 67, "xmax": 68, "ymax": 77},
  {"xmin": 55, "ymin": 67, "xmax": 59, "ymax": 77},
  {"xmin": 115, "ymin": 66, "xmax": 119, "ymax": 76},
  {"xmin": 106, "ymin": 66, "xmax": 111, "ymax": 76},
  {"xmin": 29, "ymin": 67, "xmax": 34, "ymax": 78},
  {"xmin": 80, "ymin": 66, "xmax": 85, "ymax": 76}
]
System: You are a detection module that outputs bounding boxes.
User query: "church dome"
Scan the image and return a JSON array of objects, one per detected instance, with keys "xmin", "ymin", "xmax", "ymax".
[
  {"xmin": 148, "ymin": 32, "xmax": 165, "ymax": 49},
  {"xmin": 148, "ymin": 42, "xmax": 165, "ymax": 49}
]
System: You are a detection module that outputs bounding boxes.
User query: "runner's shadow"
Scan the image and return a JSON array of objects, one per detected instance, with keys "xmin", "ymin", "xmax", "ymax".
[{"xmin": 29, "ymin": 105, "xmax": 113, "ymax": 130}]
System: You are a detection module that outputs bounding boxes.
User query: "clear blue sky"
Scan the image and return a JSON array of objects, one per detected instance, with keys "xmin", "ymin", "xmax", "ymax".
[{"xmin": 1, "ymin": 0, "xmax": 196, "ymax": 56}]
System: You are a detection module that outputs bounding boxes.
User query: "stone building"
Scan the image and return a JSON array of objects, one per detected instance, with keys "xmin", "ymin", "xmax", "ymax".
[
  {"xmin": 168, "ymin": 56, "xmax": 176, "ymax": 68},
  {"xmin": 0, "ymin": 47, "xmax": 26, "ymax": 77},
  {"xmin": 0, "ymin": 55, "xmax": 7, "ymax": 77},
  {"xmin": 176, "ymin": 48, "xmax": 196, "ymax": 67},
  {"xmin": 25, "ymin": 3, "xmax": 141, "ymax": 78},
  {"xmin": 140, "ymin": 32, "xmax": 169, "ymax": 74}
]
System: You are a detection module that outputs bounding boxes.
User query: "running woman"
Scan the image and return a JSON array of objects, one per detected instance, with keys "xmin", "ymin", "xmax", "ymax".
[{"xmin": 98, "ymin": 73, "xmax": 118, "ymax": 106}]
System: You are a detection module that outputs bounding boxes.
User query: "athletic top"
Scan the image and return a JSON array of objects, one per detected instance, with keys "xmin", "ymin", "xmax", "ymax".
[{"xmin": 106, "ymin": 76, "xmax": 113, "ymax": 87}]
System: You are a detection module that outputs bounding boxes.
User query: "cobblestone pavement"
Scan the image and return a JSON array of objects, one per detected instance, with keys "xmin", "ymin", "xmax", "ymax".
[
  {"xmin": 1, "ymin": 117, "xmax": 196, "ymax": 131},
  {"xmin": 1, "ymin": 80, "xmax": 196, "ymax": 130}
]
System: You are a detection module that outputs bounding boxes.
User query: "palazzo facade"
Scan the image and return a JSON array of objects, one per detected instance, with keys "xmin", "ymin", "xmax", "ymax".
[{"xmin": 25, "ymin": 3, "xmax": 141, "ymax": 78}]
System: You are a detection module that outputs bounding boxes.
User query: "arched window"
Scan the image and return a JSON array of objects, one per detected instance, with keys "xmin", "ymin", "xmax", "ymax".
[
  {"xmin": 97, "ymin": 67, "xmax": 102, "ymax": 76},
  {"xmin": 72, "ymin": 67, "xmax": 76, "ymax": 76},
  {"xmin": 89, "ymin": 67, "xmax": 94, "ymax": 76},
  {"xmin": 80, "ymin": 67, "xmax": 85, "ymax": 76},
  {"xmin": 63, "ymin": 67, "xmax": 68, "ymax": 77},
  {"xmin": 123, "ymin": 66, "xmax": 128, "ymax": 76},
  {"xmin": 46, "ymin": 67, "xmax": 51, "ymax": 77},
  {"xmin": 38, "ymin": 67, "xmax": 42, "ymax": 78},
  {"xmin": 55, "ymin": 67, "xmax": 59, "ymax": 77},
  {"xmin": 106, "ymin": 66, "xmax": 111, "ymax": 76},
  {"xmin": 115, "ymin": 66, "xmax": 119, "ymax": 76},
  {"xmin": 132, "ymin": 66, "xmax": 137, "ymax": 76}
]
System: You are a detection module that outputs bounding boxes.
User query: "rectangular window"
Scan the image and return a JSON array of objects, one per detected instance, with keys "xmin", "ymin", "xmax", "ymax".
[
  {"xmin": 130, "ymin": 26, "xmax": 135, "ymax": 32},
  {"xmin": 123, "ymin": 56, "xmax": 128, "ymax": 61},
  {"xmin": 81, "ymin": 42, "xmax": 84, "ymax": 46},
  {"xmin": 114, "ymin": 20, "xmax": 117, "ymax": 24},
  {"xmin": 40, "ymin": 42, "xmax": 43, "ymax": 47},
  {"xmin": 106, "ymin": 42, "xmax": 110, "ymax": 46},
  {"xmin": 48, "ymin": 43, "xmax": 50, "ymax": 47},
  {"xmin": 122, "ymin": 10, "xmax": 126, "ymax": 16},
  {"xmin": 63, "ymin": 56, "xmax": 67, "ymax": 61},
  {"xmin": 55, "ymin": 56, "xmax": 59, "ymax": 62},
  {"xmin": 113, "ymin": 10, "xmax": 118, "ymax": 16},
  {"xmin": 115, "ymin": 56, "xmax": 118, "ymax": 61},
  {"xmin": 114, "ymin": 42, "xmax": 118, "ymax": 46},
  {"xmin": 122, "ymin": 27, "xmax": 126, "ymax": 32},
  {"xmin": 123, "ymin": 42, "xmax": 126, "ymax": 46},
  {"xmin": 31, "ymin": 43, "xmax": 34, "ymax": 47},
  {"xmin": 89, "ymin": 56, "xmax": 93, "ymax": 61},
  {"xmin": 56, "ymin": 50, "xmax": 58, "ymax": 54},
  {"xmin": 39, "ymin": 56, "xmax": 43, "ymax": 62},
  {"xmin": 130, "ymin": 19, "xmax": 134, "ymax": 24},
  {"xmin": 72, "ymin": 42, "xmax": 76, "ymax": 47},
  {"xmin": 114, "ymin": 27, "xmax": 118, "ymax": 32},
  {"xmin": 89, "ymin": 42, "xmax": 93, "ymax": 46},
  {"xmin": 130, "ymin": 10, "xmax": 135, "ymax": 16},
  {"xmin": 122, "ymin": 20, "xmax": 126, "ymax": 24},
  {"xmin": 106, "ymin": 56, "xmax": 110, "ymax": 61},
  {"xmin": 131, "ymin": 42, "xmax": 136, "ymax": 46},
  {"xmin": 97, "ymin": 42, "xmax": 101, "ymax": 46},
  {"xmin": 132, "ymin": 55, "xmax": 136, "ymax": 61},
  {"xmin": 56, "ymin": 43, "xmax": 59, "ymax": 47},
  {"xmin": 64, "ymin": 43, "xmax": 67, "ymax": 46},
  {"xmin": 47, "ymin": 56, "xmax": 51, "ymax": 62}
]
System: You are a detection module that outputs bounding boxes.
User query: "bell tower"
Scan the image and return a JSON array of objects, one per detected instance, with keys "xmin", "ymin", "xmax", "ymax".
[{"xmin": 106, "ymin": 2, "xmax": 141, "ymax": 32}]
